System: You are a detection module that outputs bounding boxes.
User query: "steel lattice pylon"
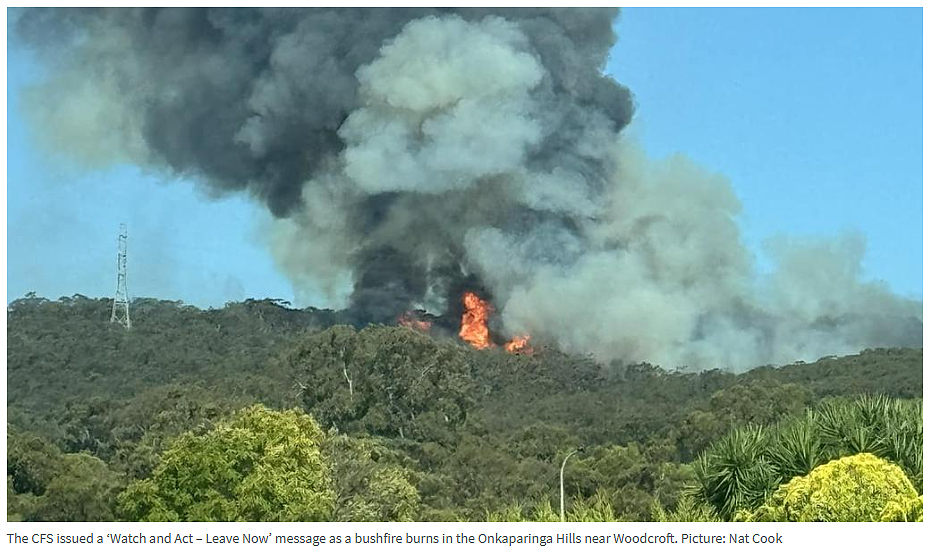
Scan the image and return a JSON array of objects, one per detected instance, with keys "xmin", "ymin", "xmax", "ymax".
[{"xmin": 110, "ymin": 223, "xmax": 131, "ymax": 329}]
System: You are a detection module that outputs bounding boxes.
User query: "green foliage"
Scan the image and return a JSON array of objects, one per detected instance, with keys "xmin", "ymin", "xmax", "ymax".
[
  {"xmin": 652, "ymin": 496, "xmax": 722, "ymax": 522},
  {"xmin": 484, "ymin": 503, "xmax": 532, "ymax": 522},
  {"xmin": 692, "ymin": 395, "xmax": 923, "ymax": 520},
  {"xmin": 741, "ymin": 453, "xmax": 918, "ymax": 522},
  {"xmin": 47, "ymin": 385, "xmax": 248, "ymax": 481},
  {"xmin": 8, "ymin": 427, "xmax": 64, "ymax": 496},
  {"xmin": 485, "ymin": 499, "xmax": 560, "ymax": 522},
  {"xmin": 5, "ymin": 296, "xmax": 924, "ymax": 521},
  {"xmin": 486, "ymin": 491, "xmax": 620, "ymax": 522},
  {"xmin": 29, "ymin": 453, "xmax": 121, "ymax": 521},
  {"xmin": 692, "ymin": 426, "xmax": 777, "ymax": 519},
  {"xmin": 7, "ymin": 296, "xmax": 321, "ymax": 437},
  {"xmin": 565, "ymin": 444, "xmax": 694, "ymax": 521},
  {"xmin": 880, "ymin": 495, "xmax": 922, "ymax": 522},
  {"xmin": 290, "ymin": 325, "xmax": 476, "ymax": 442},
  {"xmin": 7, "ymin": 476, "xmax": 34, "ymax": 522},
  {"xmin": 105, "ymin": 385, "xmax": 245, "ymax": 480},
  {"xmin": 671, "ymin": 410, "xmax": 724, "ymax": 463},
  {"xmin": 7, "ymin": 429, "xmax": 119, "ymax": 521},
  {"xmin": 816, "ymin": 396, "xmax": 923, "ymax": 491},
  {"xmin": 118, "ymin": 405, "xmax": 334, "ymax": 521},
  {"xmin": 766, "ymin": 415, "xmax": 824, "ymax": 481},
  {"xmin": 563, "ymin": 491, "xmax": 622, "ymax": 522},
  {"xmin": 323, "ymin": 432, "xmax": 421, "ymax": 521},
  {"xmin": 710, "ymin": 380, "xmax": 812, "ymax": 427},
  {"xmin": 415, "ymin": 434, "xmax": 553, "ymax": 518},
  {"xmin": 742, "ymin": 348, "xmax": 923, "ymax": 399}
]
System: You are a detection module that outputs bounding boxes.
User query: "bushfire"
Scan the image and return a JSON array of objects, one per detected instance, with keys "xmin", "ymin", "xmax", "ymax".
[
  {"xmin": 398, "ymin": 311, "xmax": 432, "ymax": 333},
  {"xmin": 460, "ymin": 292, "xmax": 533, "ymax": 354},
  {"xmin": 395, "ymin": 292, "xmax": 532, "ymax": 354},
  {"xmin": 459, "ymin": 291, "xmax": 492, "ymax": 349},
  {"xmin": 505, "ymin": 334, "xmax": 533, "ymax": 354}
]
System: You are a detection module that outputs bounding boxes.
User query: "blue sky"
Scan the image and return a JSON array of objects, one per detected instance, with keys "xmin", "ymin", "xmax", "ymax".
[
  {"xmin": 609, "ymin": 8, "xmax": 921, "ymax": 298},
  {"xmin": 6, "ymin": 8, "xmax": 922, "ymax": 307}
]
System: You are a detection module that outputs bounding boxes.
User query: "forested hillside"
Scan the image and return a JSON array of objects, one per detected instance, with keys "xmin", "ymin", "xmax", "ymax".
[{"xmin": 7, "ymin": 295, "xmax": 923, "ymax": 521}]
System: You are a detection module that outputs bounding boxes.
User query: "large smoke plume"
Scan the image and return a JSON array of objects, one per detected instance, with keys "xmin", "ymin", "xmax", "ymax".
[{"xmin": 13, "ymin": 7, "xmax": 921, "ymax": 370}]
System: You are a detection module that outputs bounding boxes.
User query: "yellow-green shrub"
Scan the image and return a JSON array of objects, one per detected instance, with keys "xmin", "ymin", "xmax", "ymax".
[
  {"xmin": 118, "ymin": 405, "xmax": 334, "ymax": 521},
  {"xmin": 743, "ymin": 453, "xmax": 917, "ymax": 522},
  {"xmin": 880, "ymin": 495, "xmax": 922, "ymax": 522}
]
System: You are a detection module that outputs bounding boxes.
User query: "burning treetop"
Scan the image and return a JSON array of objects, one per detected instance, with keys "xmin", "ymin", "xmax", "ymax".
[{"xmin": 459, "ymin": 292, "xmax": 492, "ymax": 350}]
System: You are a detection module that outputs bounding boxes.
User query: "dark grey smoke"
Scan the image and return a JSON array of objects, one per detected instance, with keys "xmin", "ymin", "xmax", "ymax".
[
  {"xmin": 13, "ymin": 7, "xmax": 920, "ymax": 370},
  {"xmin": 14, "ymin": 7, "xmax": 628, "ymax": 216}
]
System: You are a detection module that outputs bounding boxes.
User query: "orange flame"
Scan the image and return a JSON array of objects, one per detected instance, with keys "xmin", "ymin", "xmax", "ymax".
[
  {"xmin": 398, "ymin": 311, "xmax": 432, "ymax": 333},
  {"xmin": 505, "ymin": 334, "xmax": 533, "ymax": 354},
  {"xmin": 459, "ymin": 292, "xmax": 492, "ymax": 349}
]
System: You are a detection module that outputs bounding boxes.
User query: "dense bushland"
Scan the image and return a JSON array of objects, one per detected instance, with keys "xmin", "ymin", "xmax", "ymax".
[{"xmin": 6, "ymin": 295, "xmax": 923, "ymax": 521}]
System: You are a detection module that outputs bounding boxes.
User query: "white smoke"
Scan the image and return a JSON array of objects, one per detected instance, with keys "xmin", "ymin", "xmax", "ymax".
[
  {"xmin": 273, "ymin": 16, "xmax": 919, "ymax": 370},
  {"xmin": 483, "ymin": 141, "xmax": 920, "ymax": 369}
]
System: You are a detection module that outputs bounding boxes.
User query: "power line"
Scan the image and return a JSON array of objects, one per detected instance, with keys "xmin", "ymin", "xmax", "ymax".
[{"xmin": 110, "ymin": 223, "xmax": 131, "ymax": 330}]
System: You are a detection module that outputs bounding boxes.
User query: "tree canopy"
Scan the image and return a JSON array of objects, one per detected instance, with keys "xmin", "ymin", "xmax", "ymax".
[
  {"xmin": 5, "ymin": 295, "xmax": 924, "ymax": 521},
  {"xmin": 118, "ymin": 405, "xmax": 334, "ymax": 522}
]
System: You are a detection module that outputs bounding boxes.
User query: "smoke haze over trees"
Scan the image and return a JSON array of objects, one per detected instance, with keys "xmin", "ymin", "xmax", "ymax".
[{"xmin": 11, "ymin": 7, "xmax": 921, "ymax": 369}]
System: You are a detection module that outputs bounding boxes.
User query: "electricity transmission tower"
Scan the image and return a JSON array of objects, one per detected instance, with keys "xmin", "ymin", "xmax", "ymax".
[{"xmin": 110, "ymin": 223, "xmax": 131, "ymax": 329}]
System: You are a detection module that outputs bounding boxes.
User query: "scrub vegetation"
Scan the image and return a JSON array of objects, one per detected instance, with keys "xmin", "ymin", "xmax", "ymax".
[{"xmin": 7, "ymin": 296, "xmax": 923, "ymax": 521}]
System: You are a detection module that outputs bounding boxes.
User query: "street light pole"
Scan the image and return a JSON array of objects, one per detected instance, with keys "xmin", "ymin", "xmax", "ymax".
[{"xmin": 560, "ymin": 447, "xmax": 583, "ymax": 522}]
